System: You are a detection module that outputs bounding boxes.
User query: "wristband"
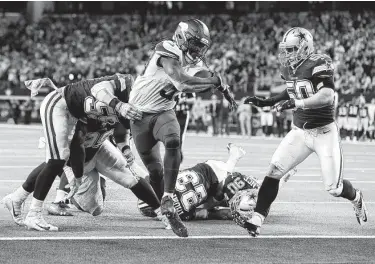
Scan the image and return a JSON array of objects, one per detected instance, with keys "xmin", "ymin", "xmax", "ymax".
[
  {"xmin": 109, "ymin": 98, "xmax": 121, "ymax": 110},
  {"xmin": 295, "ymin": 99, "xmax": 305, "ymax": 109},
  {"xmin": 121, "ymin": 145, "xmax": 131, "ymax": 153}
]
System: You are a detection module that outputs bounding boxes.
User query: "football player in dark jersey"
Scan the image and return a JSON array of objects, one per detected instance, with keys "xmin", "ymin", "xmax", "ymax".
[
  {"xmin": 244, "ymin": 27, "xmax": 368, "ymax": 237},
  {"xmin": 336, "ymin": 99, "xmax": 349, "ymax": 139},
  {"xmin": 358, "ymin": 100, "xmax": 370, "ymax": 141},
  {"xmin": 2, "ymin": 74, "xmax": 143, "ymax": 231},
  {"xmin": 347, "ymin": 97, "xmax": 360, "ymax": 141}
]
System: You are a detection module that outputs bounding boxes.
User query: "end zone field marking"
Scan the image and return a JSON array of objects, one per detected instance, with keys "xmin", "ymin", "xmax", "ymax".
[{"xmin": 1, "ymin": 235, "xmax": 375, "ymax": 241}]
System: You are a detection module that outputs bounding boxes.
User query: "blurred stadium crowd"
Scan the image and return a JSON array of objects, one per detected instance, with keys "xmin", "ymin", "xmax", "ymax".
[{"xmin": 1, "ymin": 9, "xmax": 375, "ymax": 140}]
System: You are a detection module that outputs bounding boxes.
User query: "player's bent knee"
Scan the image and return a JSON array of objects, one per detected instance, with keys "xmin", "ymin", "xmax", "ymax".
[
  {"xmin": 164, "ymin": 135, "xmax": 180, "ymax": 150},
  {"xmin": 266, "ymin": 164, "xmax": 285, "ymax": 179},
  {"xmin": 326, "ymin": 184, "xmax": 343, "ymax": 197}
]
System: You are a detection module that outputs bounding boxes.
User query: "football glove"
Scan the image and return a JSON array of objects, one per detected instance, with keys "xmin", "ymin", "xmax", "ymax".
[
  {"xmin": 275, "ymin": 99, "xmax": 301, "ymax": 112},
  {"xmin": 215, "ymin": 74, "xmax": 230, "ymax": 93},
  {"xmin": 223, "ymin": 89, "xmax": 238, "ymax": 111},
  {"xmin": 244, "ymin": 96, "xmax": 273, "ymax": 107},
  {"xmin": 122, "ymin": 145, "xmax": 135, "ymax": 166},
  {"xmin": 115, "ymin": 102, "xmax": 142, "ymax": 121}
]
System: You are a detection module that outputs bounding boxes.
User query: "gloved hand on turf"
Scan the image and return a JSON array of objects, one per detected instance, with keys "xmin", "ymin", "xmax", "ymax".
[
  {"xmin": 115, "ymin": 102, "xmax": 142, "ymax": 121},
  {"xmin": 122, "ymin": 145, "xmax": 135, "ymax": 166},
  {"xmin": 244, "ymin": 96, "xmax": 273, "ymax": 107},
  {"xmin": 66, "ymin": 177, "xmax": 84, "ymax": 200}
]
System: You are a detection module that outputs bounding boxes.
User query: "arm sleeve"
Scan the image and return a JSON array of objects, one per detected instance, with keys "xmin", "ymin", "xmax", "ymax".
[
  {"xmin": 266, "ymin": 88, "xmax": 290, "ymax": 105},
  {"xmin": 69, "ymin": 122, "xmax": 87, "ymax": 179}
]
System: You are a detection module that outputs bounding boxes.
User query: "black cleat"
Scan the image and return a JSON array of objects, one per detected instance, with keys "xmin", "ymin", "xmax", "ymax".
[{"xmin": 161, "ymin": 196, "xmax": 188, "ymax": 237}]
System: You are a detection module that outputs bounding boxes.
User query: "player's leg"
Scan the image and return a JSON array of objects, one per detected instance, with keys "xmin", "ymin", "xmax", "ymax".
[
  {"xmin": 2, "ymin": 162, "xmax": 46, "ymax": 225},
  {"xmin": 267, "ymin": 112, "xmax": 273, "ymax": 137},
  {"xmin": 153, "ymin": 109, "xmax": 188, "ymax": 237},
  {"xmin": 25, "ymin": 92, "xmax": 76, "ymax": 231},
  {"xmin": 315, "ymin": 123, "xmax": 368, "ymax": 224},
  {"xmin": 131, "ymin": 117, "xmax": 164, "ymax": 200},
  {"xmin": 96, "ymin": 140, "xmax": 161, "ymax": 210},
  {"xmin": 247, "ymin": 126, "xmax": 313, "ymax": 236}
]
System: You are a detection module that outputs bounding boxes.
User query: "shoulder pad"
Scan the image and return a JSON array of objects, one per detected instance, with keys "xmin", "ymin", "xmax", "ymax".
[
  {"xmin": 155, "ymin": 40, "xmax": 180, "ymax": 60},
  {"xmin": 309, "ymin": 54, "xmax": 334, "ymax": 77}
]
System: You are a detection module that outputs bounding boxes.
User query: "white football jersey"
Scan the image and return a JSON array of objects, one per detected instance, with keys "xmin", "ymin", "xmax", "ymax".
[{"xmin": 129, "ymin": 40, "xmax": 205, "ymax": 113}]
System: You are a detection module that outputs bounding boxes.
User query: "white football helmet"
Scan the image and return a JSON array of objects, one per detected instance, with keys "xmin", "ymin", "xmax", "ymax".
[{"xmin": 278, "ymin": 27, "xmax": 314, "ymax": 67}]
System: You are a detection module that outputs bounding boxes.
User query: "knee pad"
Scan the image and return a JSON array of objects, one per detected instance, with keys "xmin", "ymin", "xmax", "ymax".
[
  {"xmin": 267, "ymin": 164, "xmax": 285, "ymax": 179},
  {"xmin": 164, "ymin": 135, "xmax": 180, "ymax": 150},
  {"xmin": 326, "ymin": 183, "xmax": 343, "ymax": 197}
]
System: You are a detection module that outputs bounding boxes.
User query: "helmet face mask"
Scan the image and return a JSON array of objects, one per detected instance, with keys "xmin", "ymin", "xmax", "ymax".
[
  {"xmin": 173, "ymin": 19, "xmax": 211, "ymax": 64},
  {"xmin": 278, "ymin": 27, "xmax": 314, "ymax": 68}
]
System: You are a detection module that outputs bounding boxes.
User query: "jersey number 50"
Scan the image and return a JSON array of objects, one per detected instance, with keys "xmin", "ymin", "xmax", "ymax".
[
  {"xmin": 175, "ymin": 170, "xmax": 207, "ymax": 212},
  {"xmin": 286, "ymin": 79, "xmax": 315, "ymax": 99}
]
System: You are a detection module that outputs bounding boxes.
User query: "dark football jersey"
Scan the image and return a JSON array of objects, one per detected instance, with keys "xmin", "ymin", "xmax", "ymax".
[
  {"xmin": 173, "ymin": 163, "xmax": 219, "ymax": 220},
  {"xmin": 64, "ymin": 74, "xmax": 132, "ymax": 128},
  {"xmin": 348, "ymin": 104, "xmax": 359, "ymax": 117},
  {"xmin": 338, "ymin": 104, "xmax": 348, "ymax": 117},
  {"xmin": 222, "ymin": 172, "xmax": 260, "ymax": 201},
  {"xmin": 83, "ymin": 118, "xmax": 117, "ymax": 162},
  {"xmin": 281, "ymin": 54, "xmax": 335, "ymax": 129},
  {"xmin": 359, "ymin": 106, "xmax": 369, "ymax": 118}
]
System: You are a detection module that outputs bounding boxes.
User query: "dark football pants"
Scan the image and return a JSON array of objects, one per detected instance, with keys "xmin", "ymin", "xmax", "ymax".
[{"xmin": 131, "ymin": 109, "xmax": 181, "ymax": 197}]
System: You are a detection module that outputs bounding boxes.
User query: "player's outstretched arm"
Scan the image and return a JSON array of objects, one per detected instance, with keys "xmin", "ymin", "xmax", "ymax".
[
  {"xmin": 160, "ymin": 56, "xmax": 220, "ymax": 93},
  {"xmin": 91, "ymin": 81, "xmax": 142, "ymax": 121},
  {"xmin": 244, "ymin": 89, "xmax": 290, "ymax": 107}
]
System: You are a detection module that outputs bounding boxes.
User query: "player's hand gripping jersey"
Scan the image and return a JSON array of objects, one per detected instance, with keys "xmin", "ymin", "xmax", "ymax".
[
  {"xmin": 280, "ymin": 54, "xmax": 335, "ymax": 129},
  {"xmin": 130, "ymin": 40, "xmax": 200, "ymax": 113}
]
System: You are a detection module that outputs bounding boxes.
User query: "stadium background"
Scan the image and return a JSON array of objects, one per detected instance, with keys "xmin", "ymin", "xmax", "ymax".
[{"xmin": 1, "ymin": 1, "xmax": 375, "ymax": 137}]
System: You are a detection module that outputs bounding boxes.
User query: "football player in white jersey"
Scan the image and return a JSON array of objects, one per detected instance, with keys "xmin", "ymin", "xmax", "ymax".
[
  {"xmin": 129, "ymin": 19, "xmax": 237, "ymax": 237},
  {"xmin": 244, "ymin": 27, "xmax": 368, "ymax": 237}
]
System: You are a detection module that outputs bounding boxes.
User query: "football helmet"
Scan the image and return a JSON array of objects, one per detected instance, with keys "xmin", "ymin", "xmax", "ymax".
[
  {"xmin": 173, "ymin": 19, "xmax": 211, "ymax": 64},
  {"xmin": 278, "ymin": 27, "xmax": 314, "ymax": 68},
  {"xmin": 229, "ymin": 189, "xmax": 258, "ymax": 228}
]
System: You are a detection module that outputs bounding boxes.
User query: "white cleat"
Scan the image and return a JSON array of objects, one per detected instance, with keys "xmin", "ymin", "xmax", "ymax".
[
  {"xmin": 156, "ymin": 211, "xmax": 172, "ymax": 230},
  {"xmin": 2, "ymin": 194, "xmax": 24, "ymax": 226},
  {"xmin": 227, "ymin": 143, "xmax": 246, "ymax": 160},
  {"xmin": 24, "ymin": 209, "xmax": 59, "ymax": 232},
  {"xmin": 352, "ymin": 189, "xmax": 368, "ymax": 225}
]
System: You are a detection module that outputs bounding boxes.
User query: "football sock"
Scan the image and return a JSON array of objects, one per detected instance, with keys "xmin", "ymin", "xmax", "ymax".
[
  {"xmin": 33, "ymin": 159, "xmax": 65, "ymax": 201},
  {"xmin": 131, "ymin": 177, "xmax": 161, "ymax": 209},
  {"xmin": 340, "ymin": 179, "xmax": 357, "ymax": 201},
  {"xmin": 54, "ymin": 189, "xmax": 67, "ymax": 203},
  {"xmin": 163, "ymin": 138, "xmax": 181, "ymax": 193},
  {"xmin": 254, "ymin": 176, "xmax": 280, "ymax": 218},
  {"xmin": 150, "ymin": 175, "xmax": 164, "ymax": 200},
  {"xmin": 22, "ymin": 162, "xmax": 46, "ymax": 193},
  {"xmin": 29, "ymin": 197, "xmax": 44, "ymax": 211},
  {"xmin": 59, "ymin": 172, "xmax": 70, "ymax": 193},
  {"xmin": 12, "ymin": 186, "xmax": 30, "ymax": 203}
]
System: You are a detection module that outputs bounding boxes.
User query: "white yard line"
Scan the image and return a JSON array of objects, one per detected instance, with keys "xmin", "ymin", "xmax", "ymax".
[{"xmin": 0, "ymin": 235, "xmax": 375, "ymax": 241}]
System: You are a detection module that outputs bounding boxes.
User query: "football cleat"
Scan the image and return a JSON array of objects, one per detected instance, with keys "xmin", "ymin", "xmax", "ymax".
[
  {"xmin": 47, "ymin": 201, "xmax": 73, "ymax": 216},
  {"xmin": 2, "ymin": 194, "xmax": 24, "ymax": 226},
  {"xmin": 244, "ymin": 212, "xmax": 264, "ymax": 237},
  {"xmin": 161, "ymin": 196, "xmax": 188, "ymax": 237},
  {"xmin": 24, "ymin": 209, "xmax": 58, "ymax": 232},
  {"xmin": 352, "ymin": 189, "xmax": 368, "ymax": 225},
  {"xmin": 137, "ymin": 199, "xmax": 157, "ymax": 218},
  {"xmin": 227, "ymin": 143, "xmax": 246, "ymax": 160},
  {"xmin": 155, "ymin": 211, "xmax": 172, "ymax": 230}
]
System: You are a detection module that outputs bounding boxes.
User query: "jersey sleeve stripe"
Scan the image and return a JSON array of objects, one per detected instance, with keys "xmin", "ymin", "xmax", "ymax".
[
  {"xmin": 312, "ymin": 65, "xmax": 330, "ymax": 76},
  {"xmin": 155, "ymin": 50, "xmax": 179, "ymax": 60}
]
